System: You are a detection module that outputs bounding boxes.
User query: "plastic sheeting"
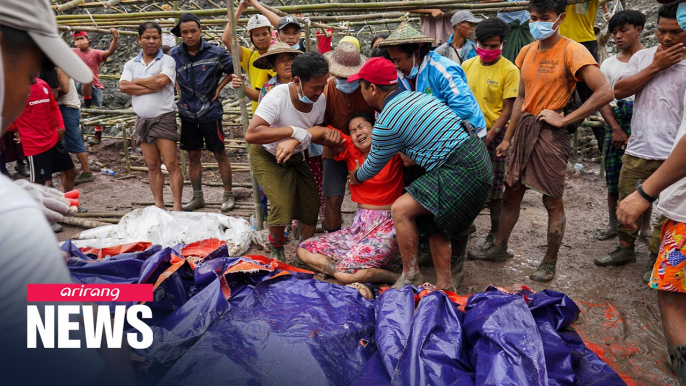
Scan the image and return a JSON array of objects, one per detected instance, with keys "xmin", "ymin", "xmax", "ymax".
[
  {"xmin": 62, "ymin": 241, "xmax": 626, "ymax": 386},
  {"xmin": 71, "ymin": 206, "xmax": 254, "ymax": 256}
]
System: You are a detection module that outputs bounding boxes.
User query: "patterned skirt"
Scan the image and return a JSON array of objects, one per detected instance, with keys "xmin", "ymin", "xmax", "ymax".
[
  {"xmin": 649, "ymin": 220, "xmax": 686, "ymax": 292},
  {"xmin": 298, "ymin": 209, "xmax": 398, "ymax": 273},
  {"xmin": 406, "ymin": 135, "xmax": 492, "ymax": 240}
]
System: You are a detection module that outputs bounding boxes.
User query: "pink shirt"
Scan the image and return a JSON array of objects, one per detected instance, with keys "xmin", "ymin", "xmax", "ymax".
[{"xmin": 72, "ymin": 48, "xmax": 105, "ymax": 89}]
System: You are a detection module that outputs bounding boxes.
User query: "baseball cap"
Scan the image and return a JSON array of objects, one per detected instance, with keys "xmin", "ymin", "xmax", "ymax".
[
  {"xmin": 347, "ymin": 57, "xmax": 398, "ymax": 86},
  {"xmin": 171, "ymin": 13, "xmax": 201, "ymax": 37},
  {"xmin": 277, "ymin": 15, "xmax": 301, "ymax": 31},
  {"xmin": 73, "ymin": 31, "xmax": 89, "ymax": 39},
  {"xmin": 451, "ymin": 11, "xmax": 483, "ymax": 26},
  {"xmin": 0, "ymin": 0, "xmax": 92, "ymax": 84}
]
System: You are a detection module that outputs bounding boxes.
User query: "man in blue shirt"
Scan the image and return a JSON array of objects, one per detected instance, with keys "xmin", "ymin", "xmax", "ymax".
[
  {"xmin": 347, "ymin": 57, "xmax": 492, "ymax": 292},
  {"xmin": 434, "ymin": 10, "xmax": 481, "ymax": 65},
  {"xmin": 170, "ymin": 13, "xmax": 236, "ymax": 212},
  {"xmin": 379, "ymin": 21, "xmax": 487, "ymax": 138}
]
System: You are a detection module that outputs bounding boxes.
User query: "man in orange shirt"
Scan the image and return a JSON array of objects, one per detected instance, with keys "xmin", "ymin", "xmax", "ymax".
[{"xmin": 468, "ymin": 0, "xmax": 613, "ymax": 282}]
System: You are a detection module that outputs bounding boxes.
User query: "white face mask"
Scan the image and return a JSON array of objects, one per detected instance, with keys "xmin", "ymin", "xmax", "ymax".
[{"xmin": 0, "ymin": 47, "xmax": 5, "ymax": 133}]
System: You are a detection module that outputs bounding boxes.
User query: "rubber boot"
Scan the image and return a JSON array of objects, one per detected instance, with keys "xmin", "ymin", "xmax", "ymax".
[
  {"xmin": 594, "ymin": 245, "xmax": 636, "ymax": 266},
  {"xmin": 89, "ymin": 130, "xmax": 102, "ymax": 145},
  {"xmin": 270, "ymin": 247, "xmax": 286, "ymax": 262},
  {"xmin": 220, "ymin": 190, "xmax": 235, "ymax": 212},
  {"xmin": 15, "ymin": 161, "xmax": 30, "ymax": 178},
  {"xmin": 530, "ymin": 260, "xmax": 556, "ymax": 282},
  {"xmin": 183, "ymin": 191, "xmax": 205, "ymax": 211}
]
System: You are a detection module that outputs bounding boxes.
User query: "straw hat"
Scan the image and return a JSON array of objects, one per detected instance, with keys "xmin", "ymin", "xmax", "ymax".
[
  {"xmin": 324, "ymin": 42, "xmax": 367, "ymax": 78},
  {"xmin": 252, "ymin": 41, "xmax": 303, "ymax": 69},
  {"xmin": 377, "ymin": 21, "xmax": 434, "ymax": 47}
]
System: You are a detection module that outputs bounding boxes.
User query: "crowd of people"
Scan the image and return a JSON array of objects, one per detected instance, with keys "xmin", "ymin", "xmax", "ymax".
[{"xmin": 3, "ymin": 0, "xmax": 686, "ymax": 383}]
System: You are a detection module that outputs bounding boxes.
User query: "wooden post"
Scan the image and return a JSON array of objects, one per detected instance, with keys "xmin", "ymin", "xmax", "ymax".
[
  {"xmin": 122, "ymin": 125, "xmax": 131, "ymax": 173},
  {"xmin": 304, "ymin": 19, "xmax": 312, "ymax": 52},
  {"xmin": 227, "ymin": 0, "xmax": 264, "ymax": 230}
]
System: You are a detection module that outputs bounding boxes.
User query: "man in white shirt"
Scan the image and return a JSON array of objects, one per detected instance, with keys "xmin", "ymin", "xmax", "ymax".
[
  {"xmin": 246, "ymin": 52, "xmax": 342, "ymax": 261},
  {"xmin": 595, "ymin": 3, "xmax": 686, "ymax": 270},
  {"xmin": 593, "ymin": 10, "xmax": 649, "ymax": 262},
  {"xmin": 119, "ymin": 22, "xmax": 184, "ymax": 211}
]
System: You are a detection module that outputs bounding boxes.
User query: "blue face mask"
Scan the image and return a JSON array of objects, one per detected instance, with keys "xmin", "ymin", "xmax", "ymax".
[
  {"xmin": 297, "ymin": 81, "xmax": 315, "ymax": 104},
  {"xmin": 335, "ymin": 78, "xmax": 359, "ymax": 94},
  {"xmin": 406, "ymin": 55, "xmax": 419, "ymax": 80},
  {"xmin": 678, "ymin": 2, "xmax": 686, "ymax": 31},
  {"xmin": 290, "ymin": 43, "xmax": 300, "ymax": 50},
  {"xmin": 529, "ymin": 15, "xmax": 561, "ymax": 41}
]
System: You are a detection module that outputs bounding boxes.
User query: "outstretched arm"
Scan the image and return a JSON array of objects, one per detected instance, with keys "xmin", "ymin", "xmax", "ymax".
[
  {"xmin": 102, "ymin": 29, "xmax": 119, "ymax": 60},
  {"xmin": 617, "ymin": 135, "xmax": 686, "ymax": 228},
  {"xmin": 222, "ymin": 1, "xmax": 250, "ymax": 59},
  {"xmin": 247, "ymin": 0, "xmax": 280, "ymax": 28}
]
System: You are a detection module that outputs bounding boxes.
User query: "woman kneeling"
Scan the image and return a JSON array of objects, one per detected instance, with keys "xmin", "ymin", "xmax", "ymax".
[{"xmin": 297, "ymin": 113, "xmax": 403, "ymax": 284}]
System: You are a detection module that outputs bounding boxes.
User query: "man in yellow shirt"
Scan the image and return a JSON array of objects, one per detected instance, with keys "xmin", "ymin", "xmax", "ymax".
[
  {"xmin": 222, "ymin": 1, "xmax": 274, "ymax": 113},
  {"xmin": 463, "ymin": 17, "xmax": 520, "ymax": 257}
]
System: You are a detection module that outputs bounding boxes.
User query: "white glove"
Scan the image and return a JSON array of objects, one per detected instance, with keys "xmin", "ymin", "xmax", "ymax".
[
  {"xmin": 14, "ymin": 179, "xmax": 71, "ymax": 223},
  {"xmin": 290, "ymin": 126, "xmax": 312, "ymax": 143}
]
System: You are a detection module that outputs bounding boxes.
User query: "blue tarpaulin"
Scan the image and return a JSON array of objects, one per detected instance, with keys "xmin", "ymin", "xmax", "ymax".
[{"xmin": 61, "ymin": 240, "xmax": 626, "ymax": 386}]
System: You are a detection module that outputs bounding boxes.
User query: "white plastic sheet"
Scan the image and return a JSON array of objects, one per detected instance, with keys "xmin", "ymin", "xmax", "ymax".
[{"xmin": 73, "ymin": 206, "xmax": 254, "ymax": 256}]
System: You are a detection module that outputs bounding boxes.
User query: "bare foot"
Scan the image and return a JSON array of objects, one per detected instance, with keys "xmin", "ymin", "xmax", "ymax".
[
  {"xmin": 346, "ymin": 282, "xmax": 374, "ymax": 300},
  {"xmin": 392, "ymin": 272, "xmax": 425, "ymax": 290}
]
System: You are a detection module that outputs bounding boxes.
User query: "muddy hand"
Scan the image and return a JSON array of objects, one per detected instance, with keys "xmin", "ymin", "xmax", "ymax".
[
  {"xmin": 616, "ymin": 191, "xmax": 650, "ymax": 230},
  {"xmin": 537, "ymin": 109, "xmax": 566, "ymax": 128}
]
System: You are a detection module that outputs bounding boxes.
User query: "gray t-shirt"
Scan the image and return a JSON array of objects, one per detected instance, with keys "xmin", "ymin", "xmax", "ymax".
[
  {"xmin": 620, "ymin": 46, "xmax": 686, "ymax": 160},
  {"xmin": 0, "ymin": 175, "xmax": 103, "ymax": 384}
]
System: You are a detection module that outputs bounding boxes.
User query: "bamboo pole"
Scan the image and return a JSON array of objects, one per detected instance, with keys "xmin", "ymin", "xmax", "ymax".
[
  {"xmin": 55, "ymin": 0, "xmax": 537, "ymax": 20},
  {"xmin": 61, "ymin": 217, "xmax": 110, "ymax": 228},
  {"xmin": 57, "ymin": 0, "xmax": 84, "ymax": 12},
  {"xmin": 227, "ymin": 0, "xmax": 263, "ymax": 231},
  {"xmin": 58, "ymin": 26, "xmax": 138, "ymax": 36}
]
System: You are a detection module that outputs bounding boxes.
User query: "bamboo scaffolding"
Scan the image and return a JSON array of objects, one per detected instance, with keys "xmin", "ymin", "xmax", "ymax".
[{"xmin": 55, "ymin": 0, "xmax": 542, "ymax": 22}]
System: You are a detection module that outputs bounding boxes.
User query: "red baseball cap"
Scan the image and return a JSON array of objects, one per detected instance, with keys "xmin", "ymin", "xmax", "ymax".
[
  {"xmin": 347, "ymin": 57, "xmax": 398, "ymax": 86},
  {"xmin": 73, "ymin": 31, "xmax": 89, "ymax": 39}
]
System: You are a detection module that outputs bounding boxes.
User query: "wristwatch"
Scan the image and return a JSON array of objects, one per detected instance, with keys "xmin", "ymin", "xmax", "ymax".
[{"xmin": 637, "ymin": 184, "xmax": 658, "ymax": 203}]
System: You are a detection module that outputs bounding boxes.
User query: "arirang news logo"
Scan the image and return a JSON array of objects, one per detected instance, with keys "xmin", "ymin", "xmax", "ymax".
[{"xmin": 26, "ymin": 284, "xmax": 154, "ymax": 349}]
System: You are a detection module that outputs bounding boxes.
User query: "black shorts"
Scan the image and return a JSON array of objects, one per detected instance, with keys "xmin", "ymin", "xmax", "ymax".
[
  {"xmin": 179, "ymin": 118, "xmax": 225, "ymax": 152},
  {"xmin": 28, "ymin": 140, "xmax": 75, "ymax": 183}
]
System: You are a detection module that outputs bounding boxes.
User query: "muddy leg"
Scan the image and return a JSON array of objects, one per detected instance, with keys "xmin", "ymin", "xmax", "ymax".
[
  {"xmin": 390, "ymin": 193, "xmax": 430, "ymax": 289},
  {"xmin": 494, "ymin": 184, "xmax": 527, "ymax": 247},
  {"xmin": 429, "ymin": 234, "xmax": 452, "ymax": 290},
  {"xmin": 658, "ymin": 291, "xmax": 686, "ymax": 346},
  {"xmin": 296, "ymin": 247, "xmax": 336, "ymax": 276},
  {"xmin": 334, "ymin": 268, "xmax": 400, "ymax": 285},
  {"xmin": 542, "ymin": 195, "xmax": 566, "ymax": 263}
]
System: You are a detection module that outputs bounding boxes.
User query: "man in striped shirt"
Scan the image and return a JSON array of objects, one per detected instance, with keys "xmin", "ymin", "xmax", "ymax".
[{"xmin": 347, "ymin": 57, "xmax": 492, "ymax": 291}]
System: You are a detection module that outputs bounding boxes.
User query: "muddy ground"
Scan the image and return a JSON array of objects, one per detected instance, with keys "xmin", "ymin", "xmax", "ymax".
[{"xmin": 9, "ymin": 124, "xmax": 667, "ymax": 385}]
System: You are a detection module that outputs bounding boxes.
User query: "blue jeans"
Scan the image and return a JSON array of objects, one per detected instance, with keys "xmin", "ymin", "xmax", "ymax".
[
  {"xmin": 59, "ymin": 106, "xmax": 86, "ymax": 153},
  {"xmin": 75, "ymin": 83, "xmax": 103, "ymax": 107}
]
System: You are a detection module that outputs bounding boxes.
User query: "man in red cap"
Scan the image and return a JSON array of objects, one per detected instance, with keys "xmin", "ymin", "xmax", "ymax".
[
  {"xmin": 347, "ymin": 57, "xmax": 492, "ymax": 292},
  {"xmin": 72, "ymin": 28, "xmax": 119, "ymax": 144}
]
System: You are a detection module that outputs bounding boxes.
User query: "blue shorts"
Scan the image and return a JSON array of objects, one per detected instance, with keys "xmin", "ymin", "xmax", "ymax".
[
  {"xmin": 75, "ymin": 83, "xmax": 103, "ymax": 107},
  {"xmin": 59, "ymin": 106, "xmax": 86, "ymax": 153}
]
